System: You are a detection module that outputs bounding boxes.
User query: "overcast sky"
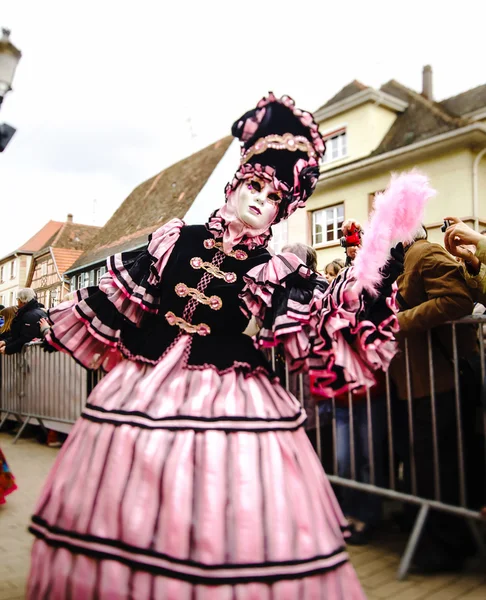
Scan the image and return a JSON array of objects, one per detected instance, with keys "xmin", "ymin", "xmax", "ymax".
[{"xmin": 1, "ymin": 1, "xmax": 486, "ymax": 257}]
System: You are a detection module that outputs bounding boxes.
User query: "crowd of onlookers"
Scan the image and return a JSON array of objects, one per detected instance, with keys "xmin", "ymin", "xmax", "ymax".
[
  {"xmin": 281, "ymin": 217, "xmax": 486, "ymax": 573},
  {"xmin": 0, "ymin": 288, "xmax": 47, "ymax": 354},
  {"xmin": 0, "ymin": 289, "xmax": 62, "ymax": 448}
]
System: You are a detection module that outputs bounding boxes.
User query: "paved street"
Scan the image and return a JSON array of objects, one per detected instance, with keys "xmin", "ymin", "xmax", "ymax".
[{"xmin": 0, "ymin": 431, "xmax": 485, "ymax": 599}]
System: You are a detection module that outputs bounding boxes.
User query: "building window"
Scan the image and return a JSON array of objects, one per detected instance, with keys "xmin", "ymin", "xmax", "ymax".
[
  {"xmin": 41, "ymin": 262, "xmax": 48, "ymax": 276},
  {"xmin": 322, "ymin": 128, "xmax": 347, "ymax": 164},
  {"xmin": 368, "ymin": 189, "xmax": 385, "ymax": 214},
  {"xmin": 0, "ymin": 265, "xmax": 4, "ymax": 283},
  {"xmin": 70, "ymin": 277, "xmax": 76, "ymax": 293},
  {"xmin": 78, "ymin": 272, "xmax": 90, "ymax": 289},
  {"xmin": 9, "ymin": 291, "xmax": 15, "ymax": 305},
  {"xmin": 269, "ymin": 221, "xmax": 289, "ymax": 254},
  {"xmin": 10, "ymin": 259, "xmax": 16, "ymax": 279},
  {"xmin": 95, "ymin": 267, "xmax": 106, "ymax": 285},
  {"xmin": 49, "ymin": 288, "xmax": 60, "ymax": 308},
  {"xmin": 312, "ymin": 203, "xmax": 344, "ymax": 246}
]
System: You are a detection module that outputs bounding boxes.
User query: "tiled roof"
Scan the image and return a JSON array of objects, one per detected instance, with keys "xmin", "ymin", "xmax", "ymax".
[
  {"xmin": 69, "ymin": 136, "xmax": 233, "ymax": 271},
  {"xmin": 50, "ymin": 222, "xmax": 101, "ymax": 251},
  {"xmin": 372, "ymin": 80, "xmax": 466, "ymax": 155},
  {"xmin": 440, "ymin": 84, "xmax": 486, "ymax": 117},
  {"xmin": 17, "ymin": 221, "xmax": 64, "ymax": 252},
  {"xmin": 316, "ymin": 80, "xmax": 369, "ymax": 112},
  {"xmin": 51, "ymin": 248, "xmax": 85, "ymax": 275}
]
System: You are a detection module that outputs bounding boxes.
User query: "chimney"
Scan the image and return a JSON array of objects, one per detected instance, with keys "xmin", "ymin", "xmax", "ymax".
[
  {"xmin": 67, "ymin": 213, "xmax": 73, "ymax": 223},
  {"xmin": 422, "ymin": 65, "xmax": 433, "ymax": 101}
]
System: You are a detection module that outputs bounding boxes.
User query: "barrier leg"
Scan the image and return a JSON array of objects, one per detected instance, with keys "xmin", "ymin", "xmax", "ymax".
[
  {"xmin": 0, "ymin": 411, "xmax": 11, "ymax": 429},
  {"xmin": 36, "ymin": 417, "xmax": 48, "ymax": 437},
  {"xmin": 468, "ymin": 518, "xmax": 486, "ymax": 561},
  {"xmin": 13, "ymin": 415, "xmax": 31, "ymax": 444},
  {"xmin": 0, "ymin": 411, "xmax": 22, "ymax": 430},
  {"xmin": 397, "ymin": 504, "xmax": 429, "ymax": 580}
]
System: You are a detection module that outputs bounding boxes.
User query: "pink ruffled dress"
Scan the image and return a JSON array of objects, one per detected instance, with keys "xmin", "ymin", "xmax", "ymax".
[{"xmin": 27, "ymin": 218, "xmax": 397, "ymax": 599}]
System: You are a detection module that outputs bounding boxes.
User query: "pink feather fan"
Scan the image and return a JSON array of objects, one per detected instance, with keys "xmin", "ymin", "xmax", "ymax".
[{"xmin": 352, "ymin": 170, "xmax": 436, "ymax": 296}]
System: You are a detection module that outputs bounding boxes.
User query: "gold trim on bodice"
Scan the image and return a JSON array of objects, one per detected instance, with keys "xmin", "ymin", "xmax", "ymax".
[
  {"xmin": 175, "ymin": 283, "xmax": 222, "ymax": 310},
  {"xmin": 203, "ymin": 239, "xmax": 248, "ymax": 260},
  {"xmin": 190, "ymin": 257, "xmax": 237, "ymax": 283},
  {"xmin": 165, "ymin": 311, "xmax": 211, "ymax": 336}
]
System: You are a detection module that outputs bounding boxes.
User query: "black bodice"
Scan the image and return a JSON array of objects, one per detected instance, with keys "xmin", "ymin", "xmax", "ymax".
[{"xmin": 89, "ymin": 225, "xmax": 273, "ymax": 373}]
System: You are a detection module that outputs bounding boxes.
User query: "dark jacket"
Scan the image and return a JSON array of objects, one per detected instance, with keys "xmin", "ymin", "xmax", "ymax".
[
  {"xmin": 389, "ymin": 240, "xmax": 477, "ymax": 399},
  {"xmin": 4, "ymin": 299, "xmax": 47, "ymax": 355}
]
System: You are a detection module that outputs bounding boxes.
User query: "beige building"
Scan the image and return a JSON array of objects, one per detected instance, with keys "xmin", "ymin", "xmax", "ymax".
[
  {"xmin": 0, "ymin": 221, "xmax": 64, "ymax": 307},
  {"xmin": 284, "ymin": 67, "xmax": 486, "ymax": 270}
]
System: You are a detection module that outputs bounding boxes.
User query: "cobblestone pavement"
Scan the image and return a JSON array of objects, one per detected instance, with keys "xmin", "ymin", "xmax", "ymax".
[{"xmin": 0, "ymin": 431, "xmax": 485, "ymax": 599}]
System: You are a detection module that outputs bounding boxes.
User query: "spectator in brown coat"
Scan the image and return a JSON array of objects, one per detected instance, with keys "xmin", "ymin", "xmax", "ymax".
[{"xmin": 389, "ymin": 225, "xmax": 478, "ymax": 573}]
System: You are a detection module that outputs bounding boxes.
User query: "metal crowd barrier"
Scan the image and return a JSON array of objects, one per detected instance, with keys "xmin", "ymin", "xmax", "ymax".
[
  {"xmin": 280, "ymin": 315, "xmax": 486, "ymax": 580},
  {"xmin": 0, "ymin": 342, "xmax": 97, "ymax": 442},
  {"xmin": 1, "ymin": 319, "xmax": 486, "ymax": 580}
]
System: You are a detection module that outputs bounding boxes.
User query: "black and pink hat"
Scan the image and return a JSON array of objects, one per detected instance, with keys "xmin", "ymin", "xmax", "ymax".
[{"xmin": 229, "ymin": 93, "xmax": 326, "ymax": 222}]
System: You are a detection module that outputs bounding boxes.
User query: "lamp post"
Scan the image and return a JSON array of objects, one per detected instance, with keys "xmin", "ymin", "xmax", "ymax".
[
  {"xmin": 0, "ymin": 28, "xmax": 22, "ymax": 106},
  {"xmin": 0, "ymin": 28, "xmax": 22, "ymax": 152}
]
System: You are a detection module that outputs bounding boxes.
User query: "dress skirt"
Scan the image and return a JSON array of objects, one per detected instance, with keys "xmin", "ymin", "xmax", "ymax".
[{"xmin": 28, "ymin": 335, "xmax": 365, "ymax": 599}]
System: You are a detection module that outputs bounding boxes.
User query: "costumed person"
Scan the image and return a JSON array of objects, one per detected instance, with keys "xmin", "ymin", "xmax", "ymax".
[
  {"xmin": 0, "ymin": 447, "xmax": 17, "ymax": 505},
  {"xmin": 27, "ymin": 93, "xmax": 433, "ymax": 599}
]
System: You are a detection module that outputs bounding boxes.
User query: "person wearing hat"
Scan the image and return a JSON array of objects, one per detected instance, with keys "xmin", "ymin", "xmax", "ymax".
[{"xmin": 28, "ymin": 93, "xmax": 424, "ymax": 598}]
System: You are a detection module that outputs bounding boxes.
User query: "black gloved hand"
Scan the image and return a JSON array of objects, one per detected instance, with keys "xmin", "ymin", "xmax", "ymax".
[
  {"xmin": 379, "ymin": 242, "xmax": 404, "ymax": 290},
  {"xmin": 390, "ymin": 242, "xmax": 405, "ymax": 267},
  {"xmin": 361, "ymin": 243, "xmax": 404, "ymax": 324}
]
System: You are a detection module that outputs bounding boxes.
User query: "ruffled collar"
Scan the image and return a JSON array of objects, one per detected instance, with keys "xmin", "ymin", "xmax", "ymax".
[{"xmin": 205, "ymin": 207, "xmax": 272, "ymax": 253}]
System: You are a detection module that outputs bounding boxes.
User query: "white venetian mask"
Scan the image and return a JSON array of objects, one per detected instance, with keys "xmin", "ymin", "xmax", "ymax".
[{"xmin": 234, "ymin": 177, "xmax": 281, "ymax": 230}]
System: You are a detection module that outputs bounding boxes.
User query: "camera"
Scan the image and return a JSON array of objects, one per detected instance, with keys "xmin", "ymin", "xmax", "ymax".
[
  {"xmin": 440, "ymin": 219, "xmax": 451, "ymax": 233},
  {"xmin": 340, "ymin": 224, "xmax": 361, "ymax": 248}
]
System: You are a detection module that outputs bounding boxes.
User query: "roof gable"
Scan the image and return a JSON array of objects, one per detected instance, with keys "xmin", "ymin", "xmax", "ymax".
[
  {"xmin": 317, "ymin": 80, "xmax": 368, "ymax": 112},
  {"xmin": 17, "ymin": 221, "xmax": 64, "ymax": 252},
  {"xmin": 51, "ymin": 248, "xmax": 85, "ymax": 276}
]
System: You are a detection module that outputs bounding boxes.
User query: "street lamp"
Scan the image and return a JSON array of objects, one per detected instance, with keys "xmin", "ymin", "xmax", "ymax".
[
  {"xmin": 0, "ymin": 28, "xmax": 21, "ymax": 152},
  {"xmin": 0, "ymin": 28, "xmax": 22, "ymax": 106}
]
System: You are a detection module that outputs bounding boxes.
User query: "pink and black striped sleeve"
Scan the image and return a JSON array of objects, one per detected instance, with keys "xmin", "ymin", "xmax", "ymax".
[
  {"xmin": 45, "ymin": 218, "xmax": 184, "ymax": 371},
  {"xmin": 240, "ymin": 256, "xmax": 399, "ymax": 397}
]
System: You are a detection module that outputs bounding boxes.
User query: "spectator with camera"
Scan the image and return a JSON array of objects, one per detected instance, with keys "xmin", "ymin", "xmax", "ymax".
[
  {"xmin": 340, "ymin": 220, "xmax": 362, "ymax": 266},
  {"xmin": 443, "ymin": 217, "xmax": 486, "ymax": 302}
]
